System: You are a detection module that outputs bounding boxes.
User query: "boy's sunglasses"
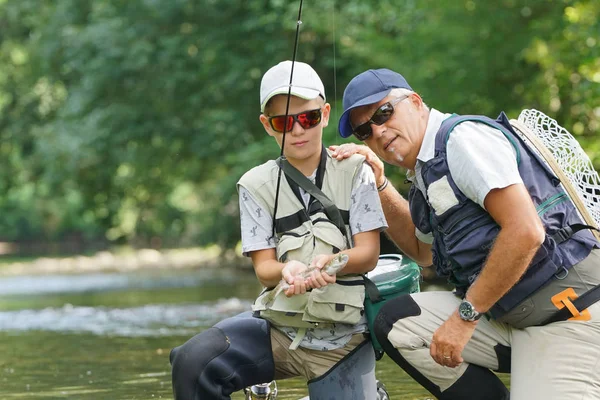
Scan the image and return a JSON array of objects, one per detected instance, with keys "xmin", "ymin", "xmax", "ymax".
[
  {"xmin": 268, "ymin": 108, "xmax": 322, "ymax": 133},
  {"xmin": 352, "ymin": 95, "xmax": 409, "ymax": 141}
]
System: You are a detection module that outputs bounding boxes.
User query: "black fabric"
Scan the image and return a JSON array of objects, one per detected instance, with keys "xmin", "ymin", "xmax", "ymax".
[
  {"xmin": 274, "ymin": 212, "xmax": 310, "ymax": 234},
  {"xmin": 374, "ymin": 295, "xmax": 509, "ymax": 400},
  {"xmin": 541, "ymin": 282, "xmax": 600, "ymax": 325},
  {"xmin": 494, "ymin": 344, "xmax": 511, "ymax": 373},
  {"xmin": 335, "ymin": 279, "xmax": 365, "ymax": 287},
  {"xmin": 308, "ymin": 203, "xmax": 350, "ymax": 225},
  {"xmin": 170, "ymin": 327, "xmax": 229, "ymax": 400},
  {"xmin": 314, "ymin": 144, "xmax": 327, "ymax": 190},
  {"xmin": 363, "ymin": 275, "xmax": 383, "ymax": 303},
  {"xmin": 373, "ymin": 295, "xmax": 444, "ymax": 396},
  {"xmin": 170, "ymin": 312, "xmax": 275, "ymax": 400},
  {"xmin": 440, "ymin": 365, "xmax": 510, "ymax": 400}
]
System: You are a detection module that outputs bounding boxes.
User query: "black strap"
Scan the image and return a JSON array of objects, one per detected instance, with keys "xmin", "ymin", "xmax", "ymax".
[
  {"xmin": 277, "ymin": 155, "xmax": 349, "ymax": 241},
  {"xmin": 362, "ymin": 275, "xmax": 383, "ymax": 303},
  {"xmin": 551, "ymin": 223, "xmax": 600, "ymax": 244},
  {"xmin": 541, "ymin": 283, "xmax": 600, "ymax": 325}
]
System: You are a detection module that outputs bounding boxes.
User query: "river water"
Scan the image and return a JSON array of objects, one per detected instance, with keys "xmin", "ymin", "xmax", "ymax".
[{"xmin": 0, "ymin": 266, "xmax": 503, "ymax": 399}]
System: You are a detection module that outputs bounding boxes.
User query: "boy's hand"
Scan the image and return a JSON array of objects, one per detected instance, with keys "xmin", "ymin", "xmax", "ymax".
[
  {"xmin": 305, "ymin": 254, "xmax": 337, "ymax": 289},
  {"xmin": 281, "ymin": 260, "xmax": 309, "ymax": 296}
]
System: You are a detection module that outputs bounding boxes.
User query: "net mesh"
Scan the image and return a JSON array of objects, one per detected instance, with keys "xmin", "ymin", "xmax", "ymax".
[{"xmin": 516, "ymin": 109, "xmax": 600, "ymax": 227}]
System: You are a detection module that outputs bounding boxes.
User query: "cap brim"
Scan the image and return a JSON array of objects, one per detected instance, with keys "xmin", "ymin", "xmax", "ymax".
[
  {"xmin": 260, "ymin": 87, "xmax": 322, "ymax": 112},
  {"xmin": 338, "ymin": 89, "xmax": 391, "ymax": 138}
]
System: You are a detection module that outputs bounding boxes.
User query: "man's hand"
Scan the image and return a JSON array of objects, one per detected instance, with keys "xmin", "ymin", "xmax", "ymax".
[
  {"xmin": 281, "ymin": 260, "xmax": 309, "ymax": 297},
  {"xmin": 305, "ymin": 254, "xmax": 337, "ymax": 289},
  {"xmin": 429, "ymin": 311, "xmax": 477, "ymax": 368},
  {"xmin": 329, "ymin": 144, "xmax": 386, "ymax": 187}
]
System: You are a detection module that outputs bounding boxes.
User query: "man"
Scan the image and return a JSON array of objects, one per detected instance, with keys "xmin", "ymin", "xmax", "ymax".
[
  {"xmin": 169, "ymin": 61, "xmax": 387, "ymax": 400},
  {"xmin": 331, "ymin": 68, "xmax": 600, "ymax": 399}
]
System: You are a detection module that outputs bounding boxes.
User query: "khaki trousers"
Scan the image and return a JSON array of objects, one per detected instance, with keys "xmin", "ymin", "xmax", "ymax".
[
  {"xmin": 385, "ymin": 250, "xmax": 600, "ymax": 399},
  {"xmin": 270, "ymin": 328, "xmax": 366, "ymax": 380}
]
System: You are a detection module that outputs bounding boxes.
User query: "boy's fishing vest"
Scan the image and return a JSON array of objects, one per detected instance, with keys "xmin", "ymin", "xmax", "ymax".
[
  {"xmin": 237, "ymin": 149, "xmax": 367, "ymax": 329},
  {"xmin": 408, "ymin": 112, "xmax": 598, "ymax": 319}
]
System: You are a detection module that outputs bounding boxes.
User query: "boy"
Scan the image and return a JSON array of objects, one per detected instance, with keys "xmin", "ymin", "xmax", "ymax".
[{"xmin": 170, "ymin": 61, "xmax": 387, "ymax": 400}]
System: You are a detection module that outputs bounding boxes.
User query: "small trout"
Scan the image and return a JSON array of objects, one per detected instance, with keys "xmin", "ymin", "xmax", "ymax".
[{"xmin": 262, "ymin": 253, "xmax": 350, "ymax": 306}]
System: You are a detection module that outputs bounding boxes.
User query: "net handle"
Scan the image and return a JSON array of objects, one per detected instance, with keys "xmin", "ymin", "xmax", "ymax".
[{"xmin": 509, "ymin": 119, "xmax": 600, "ymax": 242}]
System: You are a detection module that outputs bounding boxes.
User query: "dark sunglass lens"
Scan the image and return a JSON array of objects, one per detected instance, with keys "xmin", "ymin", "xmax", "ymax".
[
  {"xmin": 353, "ymin": 124, "xmax": 372, "ymax": 141},
  {"xmin": 297, "ymin": 110, "xmax": 321, "ymax": 129},
  {"xmin": 371, "ymin": 103, "xmax": 394, "ymax": 125},
  {"xmin": 271, "ymin": 116, "xmax": 293, "ymax": 133}
]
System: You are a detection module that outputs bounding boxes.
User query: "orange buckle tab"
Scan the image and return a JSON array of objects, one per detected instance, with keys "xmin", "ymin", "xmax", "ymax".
[{"xmin": 551, "ymin": 288, "xmax": 591, "ymax": 322}]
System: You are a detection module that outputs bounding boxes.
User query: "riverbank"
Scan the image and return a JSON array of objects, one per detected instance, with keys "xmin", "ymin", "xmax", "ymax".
[{"xmin": 0, "ymin": 246, "xmax": 252, "ymax": 277}]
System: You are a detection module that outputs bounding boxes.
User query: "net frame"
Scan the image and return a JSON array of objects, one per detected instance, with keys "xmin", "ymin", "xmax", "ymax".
[{"xmin": 509, "ymin": 109, "xmax": 600, "ymax": 241}]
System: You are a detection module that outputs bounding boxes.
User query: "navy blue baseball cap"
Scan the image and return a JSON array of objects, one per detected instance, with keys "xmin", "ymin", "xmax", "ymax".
[{"xmin": 338, "ymin": 69, "xmax": 412, "ymax": 138}]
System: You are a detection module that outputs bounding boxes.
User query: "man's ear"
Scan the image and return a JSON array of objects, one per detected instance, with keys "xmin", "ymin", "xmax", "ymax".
[
  {"xmin": 408, "ymin": 92, "xmax": 424, "ymax": 109},
  {"xmin": 259, "ymin": 114, "xmax": 276, "ymax": 137}
]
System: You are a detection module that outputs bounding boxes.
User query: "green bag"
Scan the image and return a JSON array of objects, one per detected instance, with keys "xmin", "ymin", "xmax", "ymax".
[{"xmin": 364, "ymin": 254, "xmax": 421, "ymax": 354}]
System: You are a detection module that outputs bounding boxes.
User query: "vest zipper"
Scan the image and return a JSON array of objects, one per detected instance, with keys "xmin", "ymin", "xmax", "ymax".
[{"xmin": 536, "ymin": 192, "xmax": 569, "ymax": 217}]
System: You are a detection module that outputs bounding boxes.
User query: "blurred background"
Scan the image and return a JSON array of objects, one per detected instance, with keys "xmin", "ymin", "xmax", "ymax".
[
  {"xmin": 0, "ymin": 0, "xmax": 598, "ymax": 258},
  {"xmin": 0, "ymin": 1, "xmax": 598, "ymax": 399}
]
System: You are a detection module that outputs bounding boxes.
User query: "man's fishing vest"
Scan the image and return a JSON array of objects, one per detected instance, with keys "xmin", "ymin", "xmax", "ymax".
[
  {"xmin": 237, "ymin": 149, "xmax": 367, "ymax": 329},
  {"xmin": 408, "ymin": 112, "xmax": 598, "ymax": 319}
]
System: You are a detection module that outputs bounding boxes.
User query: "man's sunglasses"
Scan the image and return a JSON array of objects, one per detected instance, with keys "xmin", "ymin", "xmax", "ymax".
[
  {"xmin": 352, "ymin": 95, "xmax": 409, "ymax": 141},
  {"xmin": 268, "ymin": 108, "xmax": 322, "ymax": 133}
]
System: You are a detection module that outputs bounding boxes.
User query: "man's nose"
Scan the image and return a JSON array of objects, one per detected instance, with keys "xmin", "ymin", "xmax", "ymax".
[{"xmin": 370, "ymin": 122, "xmax": 386, "ymax": 138}]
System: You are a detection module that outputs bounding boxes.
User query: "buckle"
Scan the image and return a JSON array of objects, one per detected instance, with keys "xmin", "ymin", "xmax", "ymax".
[
  {"xmin": 552, "ymin": 227, "xmax": 573, "ymax": 244},
  {"xmin": 550, "ymin": 288, "xmax": 591, "ymax": 322}
]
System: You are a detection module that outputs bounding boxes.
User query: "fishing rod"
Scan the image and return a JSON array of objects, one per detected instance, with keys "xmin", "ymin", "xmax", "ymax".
[{"xmin": 271, "ymin": 0, "xmax": 304, "ymax": 240}]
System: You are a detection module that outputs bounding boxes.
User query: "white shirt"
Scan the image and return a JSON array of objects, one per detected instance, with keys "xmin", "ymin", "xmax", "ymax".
[{"xmin": 409, "ymin": 108, "xmax": 522, "ymax": 242}]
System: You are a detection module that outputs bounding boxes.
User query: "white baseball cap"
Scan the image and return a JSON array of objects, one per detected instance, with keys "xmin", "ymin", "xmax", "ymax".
[{"xmin": 260, "ymin": 60, "xmax": 326, "ymax": 113}]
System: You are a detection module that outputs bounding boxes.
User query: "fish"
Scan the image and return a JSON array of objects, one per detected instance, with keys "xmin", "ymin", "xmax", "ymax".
[{"xmin": 262, "ymin": 253, "xmax": 350, "ymax": 307}]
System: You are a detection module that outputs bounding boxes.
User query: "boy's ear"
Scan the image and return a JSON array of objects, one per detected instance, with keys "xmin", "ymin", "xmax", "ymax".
[
  {"xmin": 321, "ymin": 103, "xmax": 331, "ymax": 128},
  {"xmin": 259, "ymin": 114, "xmax": 275, "ymax": 137}
]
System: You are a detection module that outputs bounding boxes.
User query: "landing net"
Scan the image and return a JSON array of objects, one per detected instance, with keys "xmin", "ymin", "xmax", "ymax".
[{"xmin": 511, "ymin": 109, "xmax": 600, "ymax": 231}]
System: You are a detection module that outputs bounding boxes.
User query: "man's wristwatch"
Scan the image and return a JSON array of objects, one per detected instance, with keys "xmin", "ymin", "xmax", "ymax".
[{"xmin": 458, "ymin": 300, "xmax": 482, "ymax": 322}]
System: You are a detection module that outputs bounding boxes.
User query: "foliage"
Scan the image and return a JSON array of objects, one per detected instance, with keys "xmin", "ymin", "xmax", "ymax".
[{"xmin": 0, "ymin": 0, "xmax": 597, "ymax": 250}]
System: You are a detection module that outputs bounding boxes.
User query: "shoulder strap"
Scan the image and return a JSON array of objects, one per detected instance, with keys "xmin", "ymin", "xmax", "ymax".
[{"xmin": 277, "ymin": 156, "xmax": 349, "ymax": 242}]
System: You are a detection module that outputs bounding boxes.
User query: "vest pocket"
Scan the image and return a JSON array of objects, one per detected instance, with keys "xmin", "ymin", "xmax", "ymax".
[
  {"xmin": 305, "ymin": 282, "xmax": 365, "ymax": 325},
  {"xmin": 276, "ymin": 230, "xmax": 311, "ymax": 262},
  {"xmin": 312, "ymin": 220, "xmax": 348, "ymax": 252},
  {"xmin": 443, "ymin": 212, "xmax": 495, "ymax": 251},
  {"xmin": 253, "ymin": 291, "xmax": 317, "ymax": 329}
]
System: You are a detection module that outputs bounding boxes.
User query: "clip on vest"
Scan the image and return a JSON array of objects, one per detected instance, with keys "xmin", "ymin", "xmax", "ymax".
[
  {"xmin": 541, "ymin": 283, "xmax": 600, "ymax": 325},
  {"xmin": 551, "ymin": 223, "xmax": 599, "ymax": 244}
]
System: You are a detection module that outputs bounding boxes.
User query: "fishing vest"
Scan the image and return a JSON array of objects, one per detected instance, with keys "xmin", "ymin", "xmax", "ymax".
[
  {"xmin": 408, "ymin": 112, "xmax": 598, "ymax": 319},
  {"xmin": 237, "ymin": 148, "xmax": 367, "ymax": 329}
]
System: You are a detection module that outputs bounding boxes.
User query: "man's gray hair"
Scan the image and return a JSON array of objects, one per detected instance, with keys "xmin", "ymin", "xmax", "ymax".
[{"xmin": 389, "ymin": 88, "xmax": 429, "ymax": 109}]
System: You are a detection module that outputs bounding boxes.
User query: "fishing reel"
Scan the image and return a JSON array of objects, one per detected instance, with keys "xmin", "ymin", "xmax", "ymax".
[{"xmin": 243, "ymin": 381, "xmax": 278, "ymax": 400}]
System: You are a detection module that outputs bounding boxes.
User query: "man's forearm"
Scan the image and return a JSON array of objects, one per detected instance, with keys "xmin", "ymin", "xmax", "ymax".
[
  {"xmin": 379, "ymin": 183, "xmax": 432, "ymax": 266},
  {"xmin": 466, "ymin": 227, "xmax": 542, "ymax": 312}
]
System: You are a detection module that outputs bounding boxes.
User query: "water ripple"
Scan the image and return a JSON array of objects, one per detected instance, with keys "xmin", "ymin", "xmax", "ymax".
[
  {"xmin": 0, "ymin": 270, "xmax": 236, "ymax": 296},
  {"xmin": 0, "ymin": 298, "xmax": 252, "ymax": 336}
]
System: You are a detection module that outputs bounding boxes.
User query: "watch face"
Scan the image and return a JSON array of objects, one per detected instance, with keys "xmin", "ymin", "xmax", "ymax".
[{"xmin": 459, "ymin": 301, "xmax": 475, "ymax": 320}]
